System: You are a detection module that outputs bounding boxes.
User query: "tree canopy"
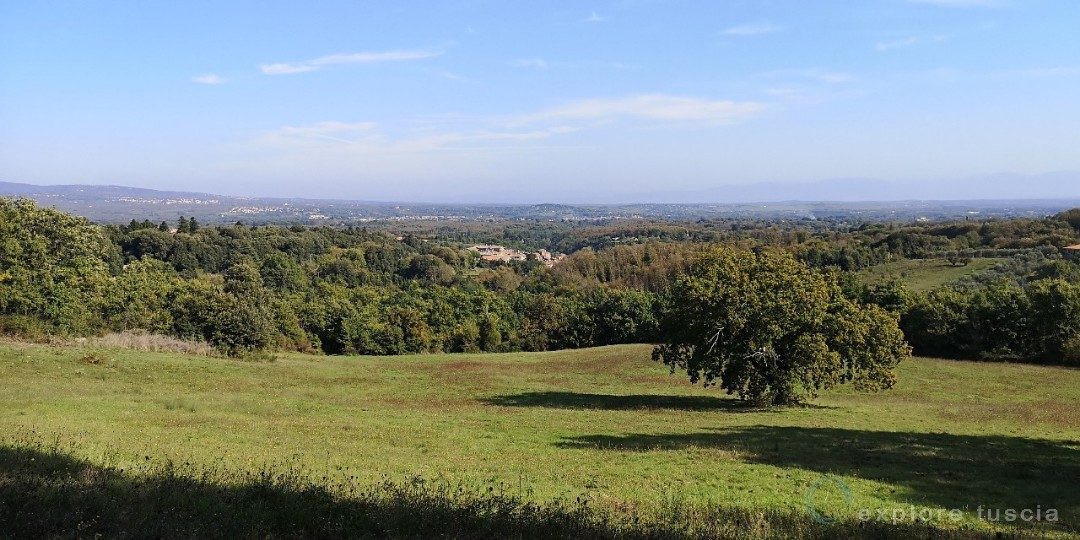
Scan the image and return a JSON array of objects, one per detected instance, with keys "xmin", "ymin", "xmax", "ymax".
[
  {"xmin": 653, "ymin": 248, "xmax": 910, "ymax": 406},
  {"xmin": 0, "ymin": 199, "xmax": 114, "ymax": 334}
]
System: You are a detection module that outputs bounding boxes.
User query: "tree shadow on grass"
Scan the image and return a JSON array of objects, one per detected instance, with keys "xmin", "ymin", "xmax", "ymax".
[
  {"xmin": 480, "ymin": 391, "xmax": 833, "ymax": 412},
  {"xmin": 558, "ymin": 426, "xmax": 1079, "ymax": 534},
  {"xmin": 0, "ymin": 443, "xmax": 629, "ymax": 539},
  {"xmin": 0, "ymin": 443, "xmax": 1003, "ymax": 539}
]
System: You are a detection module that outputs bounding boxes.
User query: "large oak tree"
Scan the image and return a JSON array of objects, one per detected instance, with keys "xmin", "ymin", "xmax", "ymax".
[{"xmin": 653, "ymin": 248, "xmax": 910, "ymax": 406}]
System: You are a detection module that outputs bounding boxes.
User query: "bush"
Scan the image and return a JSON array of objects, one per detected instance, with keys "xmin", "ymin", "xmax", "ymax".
[{"xmin": 0, "ymin": 315, "xmax": 51, "ymax": 341}]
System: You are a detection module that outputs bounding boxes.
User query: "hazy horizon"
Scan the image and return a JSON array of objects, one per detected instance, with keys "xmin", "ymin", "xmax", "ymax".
[
  {"xmin": 2, "ymin": 1, "xmax": 1079, "ymax": 202},
  {"xmin": 5, "ymin": 174, "xmax": 1080, "ymax": 207}
]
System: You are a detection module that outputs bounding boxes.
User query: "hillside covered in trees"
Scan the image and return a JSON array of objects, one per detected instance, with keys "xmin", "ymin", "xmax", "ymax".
[{"xmin": 2, "ymin": 197, "xmax": 1079, "ymax": 365}]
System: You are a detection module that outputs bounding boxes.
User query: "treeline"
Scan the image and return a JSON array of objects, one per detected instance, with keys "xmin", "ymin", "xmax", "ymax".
[
  {"xmin": 900, "ymin": 252, "xmax": 1080, "ymax": 363},
  {"xmin": 414, "ymin": 213, "xmax": 1078, "ymax": 271},
  {"xmin": 3, "ymin": 198, "xmax": 1079, "ymax": 364},
  {"xmin": 0, "ymin": 199, "xmax": 664, "ymax": 356}
]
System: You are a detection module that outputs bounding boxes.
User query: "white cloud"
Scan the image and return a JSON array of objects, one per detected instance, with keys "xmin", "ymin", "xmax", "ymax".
[
  {"xmin": 765, "ymin": 87, "xmax": 799, "ymax": 97},
  {"xmin": 875, "ymin": 34, "xmax": 948, "ymax": 52},
  {"xmin": 583, "ymin": 11, "xmax": 606, "ymax": 23},
  {"xmin": 192, "ymin": 74, "xmax": 223, "ymax": 85},
  {"xmin": 409, "ymin": 126, "xmax": 581, "ymax": 150},
  {"xmin": 1006, "ymin": 66, "xmax": 1080, "ymax": 78},
  {"xmin": 875, "ymin": 36, "xmax": 920, "ymax": 51},
  {"xmin": 720, "ymin": 22, "xmax": 782, "ymax": 36},
  {"xmin": 245, "ymin": 94, "xmax": 764, "ymax": 184},
  {"xmin": 260, "ymin": 49, "xmax": 443, "ymax": 75},
  {"xmin": 258, "ymin": 94, "xmax": 762, "ymax": 154},
  {"xmin": 511, "ymin": 58, "xmax": 549, "ymax": 69},
  {"xmin": 268, "ymin": 121, "xmax": 380, "ymax": 144},
  {"xmin": 817, "ymin": 72, "xmax": 856, "ymax": 84},
  {"xmin": 279, "ymin": 121, "xmax": 378, "ymax": 135},
  {"xmin": 260, "ymin": 63, "xmax": 318, "ymax": 75},
  {"xmin": 232, "ymin": 94, "xmax": 769, "ymax": 199},
  {"xmin": 759, "ymin": 69, "xmax": 856, "ymax": 84},
  {"xmin": 906, "ymin": 0, "xmax": 1001, "ymax": 6},
  {"xmin": 260, "ymin": 120, "xmax": 579, "ymax": 153},
  {"xmin": 520, "ymin": 94, "xmax": 766, "ymax": 124},
  {"xmin": 436, "ymin": 70, "xmax": 470, "ymax": 82}
]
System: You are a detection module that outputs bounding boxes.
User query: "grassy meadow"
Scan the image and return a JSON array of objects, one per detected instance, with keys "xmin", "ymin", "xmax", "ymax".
[
  {"xmin": 859, "ymin": 257, "xmax": 1004, "ymax": 292},
  {"xmin": 1, "ymin": 342, "xmax": 1077, "ymax": 538}
]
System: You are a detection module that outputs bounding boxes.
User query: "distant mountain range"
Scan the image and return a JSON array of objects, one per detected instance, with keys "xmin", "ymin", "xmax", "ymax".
[{"xmin": 2, "ymin": 179, "xmax": 1078, "ymax": 225}]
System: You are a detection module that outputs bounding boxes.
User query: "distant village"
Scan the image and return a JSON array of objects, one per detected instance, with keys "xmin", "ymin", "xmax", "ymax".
[{"xmin": 469, "ymin": 244, "xmax": 566, "ymax": 267}]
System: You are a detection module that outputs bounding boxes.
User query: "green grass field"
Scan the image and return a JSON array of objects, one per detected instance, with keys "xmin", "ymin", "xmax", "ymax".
[
  {"xmin": 859, "ymin": 258, "xmax": 1004, "ymax": 292},
  {"xmin": 1, "ymin": 342, "xmax": 1077, "ymax": 538}
]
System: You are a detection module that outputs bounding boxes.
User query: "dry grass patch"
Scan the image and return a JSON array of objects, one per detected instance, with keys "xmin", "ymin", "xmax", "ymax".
[{"xmin": 93, "ymin": 331, "xmax": 216, "ymax": 356}]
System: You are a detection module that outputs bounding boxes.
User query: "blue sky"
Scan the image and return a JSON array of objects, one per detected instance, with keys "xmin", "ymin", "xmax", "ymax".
[{"xmin": 1, "ymin": 0, "xmax": 1078, "ymax": 202}]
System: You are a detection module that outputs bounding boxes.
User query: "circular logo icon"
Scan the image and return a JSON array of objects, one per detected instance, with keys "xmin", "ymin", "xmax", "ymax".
[{"xmin": 803, "ymin": 474, "xmax": 854, "ymax": 524}]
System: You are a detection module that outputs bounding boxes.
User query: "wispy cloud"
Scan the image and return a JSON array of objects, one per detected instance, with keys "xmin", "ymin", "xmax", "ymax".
[
  {"xmin": 279, "ymin": 121, "xmax": 378, "ymax": 134},
  {"xmin": 509, "ymin": 58, "xmax": 636, "ymax": 71},
  {"xmin": 583, "ymin": 11, "xmax": 606, "ymax": 23},
  {"xmin": 760, "ymin": 69, "xmax": 856, "ymax": 84},
  {"xmin": 816, "ymin": 72, "xmax": 855, "ymax": 84},
  {"xmin": 261, "ymin": 64, "xmax": 317, "ymax": 75},
  {"xmin": 720, "ymin": 22, "xmax": 783, "ymax": 36},
  {"xmin": 511, "ymin": 58, "xmax": 549, "ymax": 69},
  {"xmin": 436, "ymin": 70, "xmax": 470, "ymax": 82},
  {"xmin": 765, "ymin": 87, "xmax": 799, "ymax": 97},
  {"xmin": 1004, "ymin": 66, "xmax": 1080, "ymax": 78},
  {"xmin": 875, "ymin": 36, "xmax": 920, "ymax": 51},
  {"xmin": 238, "ymin": 93, "xmax": 769, "ymax": 193},
  {"xmin": 875, "ymin": 34, "xmax": 948, "ymax": 52},
  {"xmin": 519, "ymin": 94, "xmax": 766, "ymax": 125},
  {"xmin": 192, "ymin": 74, "xmax": 223, "ymax": 85},
  {"xmin": 906, "ymin": 0, "xmax": 1002, "ymax": 6},
  {"xmin": 754, "ymin": 69, "xmax": 860, "ymax": 105},
  {"xmin": 276, "ymin": 121, "xmax": 379, "ymax": 143},
  {"xmin": 262, "ymin": 120, "xmax": 580, "ymax": 152},
  {"xmin": 258, "ymin": 94, "xmax": 763, "ymax": 155},
  {"xmin": 260, "ymin": 49, "xmax": 443, "ymax": 75}
]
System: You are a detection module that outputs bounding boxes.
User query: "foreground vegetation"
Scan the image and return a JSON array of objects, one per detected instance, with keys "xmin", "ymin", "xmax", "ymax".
[{"xmin": 1, "ymin": 342, "xmax": 1076, "ymax": 538}]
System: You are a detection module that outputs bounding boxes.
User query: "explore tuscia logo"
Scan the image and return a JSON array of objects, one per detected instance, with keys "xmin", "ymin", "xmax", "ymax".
[
  {"xmin": 802, "ymin": 474, "xmax": 1060, "ymax": 525},
  {"xmin": 802, "ymin": 474, "xmax": 854, "ymax": 524}
]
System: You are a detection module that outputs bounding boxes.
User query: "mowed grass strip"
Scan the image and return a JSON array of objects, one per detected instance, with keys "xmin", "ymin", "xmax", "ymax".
[{"xmin": 1, "ymin": 342, "xmax": 1077, "ymax": 537}]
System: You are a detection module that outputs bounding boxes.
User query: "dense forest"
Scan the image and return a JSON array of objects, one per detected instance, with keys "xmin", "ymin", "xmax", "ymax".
[{"xmin": 2, "ymin": 197, "xmax": 1079, "ymax": 364}]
